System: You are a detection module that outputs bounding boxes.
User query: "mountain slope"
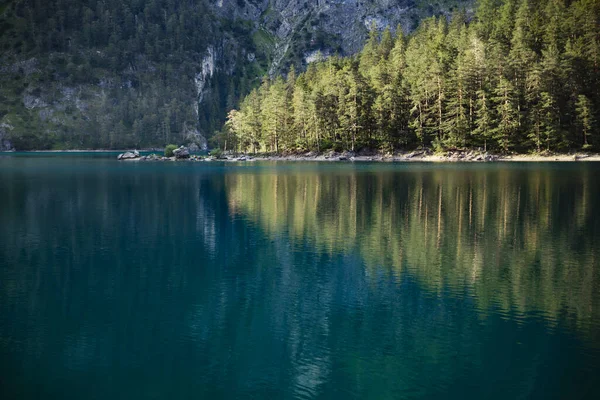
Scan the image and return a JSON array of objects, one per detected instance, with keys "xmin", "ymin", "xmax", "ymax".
[{"xmin": 0, "ymin": 0, "xmax": 471, "ymax": 150}]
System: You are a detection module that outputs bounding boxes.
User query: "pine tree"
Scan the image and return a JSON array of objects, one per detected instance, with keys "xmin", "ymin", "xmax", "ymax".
[
  {"xmin": 540, "ymin": 91, "xmax": 559, "ymax": 151},
  {"xmin": 476, "ymin": 0, "xmax": 501, "ymax": 40},
  {"xmin": 525, "ymin": 66, "xmax": 544, "ymax": 152},
  {"xmin": 261, "ymin": 77, "xmax": 287, "ymax": 153},
  {"xmin": 474, "ymin": 88, "xmax": 494, "ymax": 151},
  {"xmin": 292, "ymin": 77, "xmax": 313, "ymax": 150},
  {"xmin": 493, "ymin": 77, "xmax": 519, "ymax": 151},
  {"xmin": 509, "ymin": 0, "xmax": 536, "ymax": 137},
  {"xmin": 576, "ymin": 94, "xmax": 595, "ymax": 148},
  {"xmin": 241, "ymin": 89, "xmax": 263, "ymax": 153},
  {"xmin": 443, "ymin": 20, "xmax": 471, "ymax": 148},
  {"xmin": 379, "ymin": 27, "xmax": 394, "ymax": 60},
  {"xmin": 223, "ymin": 0, "xmax": 599, "ymax": 155},
  {"xmin": 359, "ymin": 22, "xmax": 380, "ymax": 78}
]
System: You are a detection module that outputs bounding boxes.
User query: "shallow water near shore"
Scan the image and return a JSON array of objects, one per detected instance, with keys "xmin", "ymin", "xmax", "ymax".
[{"xmin": 1, "ymin": 154, "xmax": 599, "ymax": 399}]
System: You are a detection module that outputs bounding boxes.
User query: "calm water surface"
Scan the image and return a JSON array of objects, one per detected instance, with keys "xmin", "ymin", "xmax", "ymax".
[{"xmin": 1, "ymin": 155, "xmax": 599, "ymax": 399}]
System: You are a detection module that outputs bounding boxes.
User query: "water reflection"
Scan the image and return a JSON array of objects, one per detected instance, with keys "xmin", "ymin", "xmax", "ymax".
[
  {"xmin": 226, "ymin": 164, "xmax": 600, "ymax": 337},
  {"xmin": 0, "ymin": 159, "xmax": 599, "ymax": 399}
]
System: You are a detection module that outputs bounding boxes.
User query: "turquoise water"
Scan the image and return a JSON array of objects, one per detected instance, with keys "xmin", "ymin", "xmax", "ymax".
[{"xmin": 1, "ymin": 155, "xmax": 599, "ymax": 399}]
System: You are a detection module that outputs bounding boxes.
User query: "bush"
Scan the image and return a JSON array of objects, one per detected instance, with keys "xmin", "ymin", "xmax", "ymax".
[
  {"xmin": 164, "ymin": 144, "xmax": 177, "ymax": 157},
  {"xmin": 209, "ymin": 148, "xmax": 223, "ymax": 158},
  {"xmin": 431, "ymin": 137, "xmax": 445, "ymax": 154},
  {"xmin": 320, "ymin": 138, "xmax": 334, "ymax": 151}
]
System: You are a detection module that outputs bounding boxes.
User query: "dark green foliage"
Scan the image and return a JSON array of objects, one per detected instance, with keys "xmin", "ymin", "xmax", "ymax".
[
  {"xmin": 1, "ymin": 0, "xmax": 598, "ymax": 152},
  {"xmin": 164, "ymin": 144, "xmax": 177, "ymax": 157},
  {"xmin": 209, "ymin": 148, "xmax": 223, "ymax": 158},
  {"xmin": 227, "ymin": 0, "xmax": 600, "ymax": 153},
  {"xmin": 0, "ymin": 0, "xmax": 262, "ymax": 149}
]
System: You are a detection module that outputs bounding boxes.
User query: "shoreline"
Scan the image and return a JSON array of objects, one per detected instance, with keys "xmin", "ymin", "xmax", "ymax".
[
  {"xmin": 3, "ymin": 149, "xmax": 600, "ymax": 162},
  {"xmin": 245, "ymin": 152, "xmax": 600, "ymax": 163},
  {"xmin": 0, "ymin": 149, "xmax": 160, "ymax": 153}
]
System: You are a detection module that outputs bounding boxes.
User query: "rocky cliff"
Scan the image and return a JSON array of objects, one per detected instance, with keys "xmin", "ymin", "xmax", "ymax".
[
  {"xmin": 214, "ymin": 0, "xmax": 471, "ymax": 72},
  {"xmin": 0, "ymin": 0, "xmax": 471, "ymax": 150}
]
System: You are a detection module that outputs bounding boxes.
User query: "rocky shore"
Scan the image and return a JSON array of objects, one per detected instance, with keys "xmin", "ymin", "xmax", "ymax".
[{"xmin": 117, "ymin": 147, "xmax": 600, "ymax": 163}]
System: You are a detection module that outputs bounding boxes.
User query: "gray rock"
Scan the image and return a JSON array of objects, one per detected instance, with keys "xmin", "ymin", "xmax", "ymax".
[
  {"xmin": 9, "ymin": 58, "xmax": 39, "ymax": 76},
  {"xmin": 188, "ymin": 143, "xmax": 200, "ymax": 153},
  {"xmin": 406, "ymin": 151, "xmax": 424, "ymax": 159},
  {"xmin": 324, "ymin": 150, "xmax": 339, "ymax": 159},
  {"xmin": 173, "ymin": 146, "xmax": 190, "ymax": 159},
  {"xmin": 0, "ymin": 123, "xmax": 14, "ymax": 151},
  {"xmin": 119, "ymin": 151, "xmax": 137, "ymax": 160},
  {"xmin": 118, "ymin": 150, "xmax": 142, "ymax": 160},
  {"xmin": 23, "ymin": 93, "xmax": 48, "ymax": 109},
  {"xmin": 184, "ymin": 126, "xmax": 208, "ymax": 151}
]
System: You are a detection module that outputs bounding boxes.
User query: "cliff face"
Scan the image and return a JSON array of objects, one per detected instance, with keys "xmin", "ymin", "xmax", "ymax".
[
  {"xmin": 0, "ymin": 0, "xmax": 471, "ymax": 150},
  {"xmin": 214, "ymin": 0, "xmax": 469, "ymax": 72},
  {"xmin": 0, "ymin": 123, "xmax": 14, "ymax": 151}
]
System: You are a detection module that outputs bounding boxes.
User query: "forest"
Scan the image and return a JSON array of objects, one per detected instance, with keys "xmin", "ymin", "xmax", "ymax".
[
  {"xmin": 0, "ymin": 0, "xmax": 263, "ymax": 149},
  {"xmin": 224, "ymin": 0, "xmax": 600, "ymax": 154}
]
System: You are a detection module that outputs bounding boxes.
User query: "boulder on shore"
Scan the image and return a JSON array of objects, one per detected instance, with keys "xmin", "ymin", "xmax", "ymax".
[
  {"xmin": 143, "ymin": 153, "xmax": 160, "ymax": 161},
  {"xmin": 173, "ymin": 146, "xmax": 190, "ymax": 159},
  {"xmin": 118, "ymin": 151, "xmax": 139, "ymax": 160}
]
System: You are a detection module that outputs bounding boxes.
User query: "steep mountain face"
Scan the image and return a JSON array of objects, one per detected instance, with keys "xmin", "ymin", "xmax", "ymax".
[
  {"xmin": 214, "ymin": 0, "xmax": 470, "ymax": 73},
  {"xmin": 0, "ymin": 0, "xmax": 470, "ymax": 150}
]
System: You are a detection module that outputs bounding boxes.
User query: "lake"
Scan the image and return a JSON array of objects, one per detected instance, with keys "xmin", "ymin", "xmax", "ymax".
[{"xmin": 1, "ymin": 154, "xmax": 599, "ymax": 399}]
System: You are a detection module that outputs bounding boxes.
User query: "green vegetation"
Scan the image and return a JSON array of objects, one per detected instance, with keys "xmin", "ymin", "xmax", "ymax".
[
  {"xmin": 209, "ymin": 148, "xmax": 223, "ymax": 158},
  {"xmin": 164, "ymin": 144, "xmax": 177, "ymax": 157},
  {"xmin": 226, "ymin": 0, "xmax": 600, "ymax": 154},
  {"xmin": 253, "ymin": 29, "xmax": 276, "ymax": 55},
  {"xmin": 0, "ymin": 0, "xmax": 266, "ymax": 150},
  {"xmin": 0, "ymin": 0, "xmax": 598, "ymax": 152}
]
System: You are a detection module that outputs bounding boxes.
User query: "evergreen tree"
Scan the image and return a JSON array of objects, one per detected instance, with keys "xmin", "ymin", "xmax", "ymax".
[
  {"xmin": 493, "ymin": 77, "xmax": 519, "ymax": 151},
  {"xmin": 360, "ymin": 22, "xmax": 381, "ymax": 78},
  {"xmin": 576, "ymin": 94, "xmax": 595, "ymax": 148},
  {"xmin": 224, "ymin": 0, "xmax": 600, "ymax": 155},
  {"xmin": 474, "ymin": 88, "xmax": 495, "ymax": 151}
]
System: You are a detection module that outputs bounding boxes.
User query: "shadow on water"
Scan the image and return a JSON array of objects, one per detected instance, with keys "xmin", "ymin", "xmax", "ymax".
[{"xmin": 0, "ymin": 158, "xmax": 599, "ymax": 399}]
